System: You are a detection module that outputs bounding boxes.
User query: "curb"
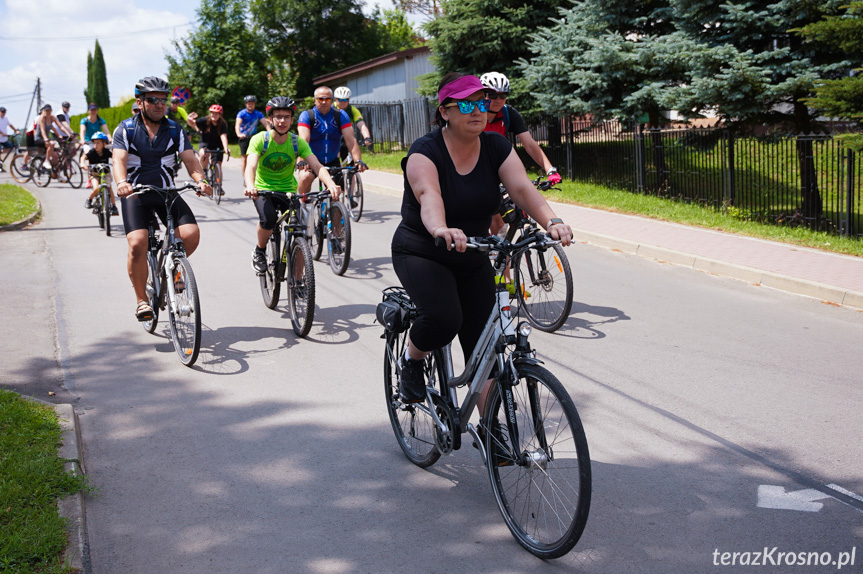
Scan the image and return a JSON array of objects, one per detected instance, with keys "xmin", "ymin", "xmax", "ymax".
[
  {"xmin": 0, "ymin": 198, "xmax": 42, "ymax": 232},
  {"xmin": 363, "ymin": 179, "xmax": 863, "ymax": 311},
  {"xmin": 22, "ymin": 396, "xmax": 91, "ymax": 574}
]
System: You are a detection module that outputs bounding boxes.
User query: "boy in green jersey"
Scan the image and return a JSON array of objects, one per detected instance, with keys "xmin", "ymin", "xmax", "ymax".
[{"xmin": 244, "ymin": 96, "xmax": 341, "ymax": 274}]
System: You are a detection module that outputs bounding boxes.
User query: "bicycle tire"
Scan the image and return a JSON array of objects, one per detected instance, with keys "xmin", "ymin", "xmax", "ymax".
[
  {"xmin": 214, "ymin": 163, "xmax": 222, "ymax": 205},
  {"xmin": 383, "ymin": 330, "xmax": 442, "ymax": 468},
  {"xmin": 103, "ymin": 186, "xmax": 112, "ymax": 237},
  {"xmin": 347, "ymin": 171, "xmax": 363, "ymax": 221},
  {"xmin": 260, "ymin": 229, "xmax": 281, "ymax": 309},
  {"xmin": 142, "ymin": 253, "xmax": 161, "ymax": 334},
  {"xmin": 485, "ymin": 364, "xmax": 591, "ymax": 559},
  {"xmin": 9, "ymin": 153, "xmax": 32, "ymax": 183},
  {"xmin": 30, "ymin": 158, "xmax": 51, "ymax": 187},
  {"xmin": 307, "ymin": 202, "xmax": 324, "ymax": 261},
  {"xmin": 287, "ymin": 235, "xmax": 315, "ymax": 338},
  {"xmin": 514, "ymin": 243, "xmax": 573, "ymax": 332},
  {"xmin": 327, "ymin": 201, "xmax": 351, "ymax": 276},
  {"xmin": 168, "ymin": 256, "xmax": 202, "ymax": 367},
  {"xmin": 94, "ymin": 194, "xmax": 105, "ymax": 229},
  {"xmin": 64, "ymin": 159, "xmax": 83, "ymax": 189}
]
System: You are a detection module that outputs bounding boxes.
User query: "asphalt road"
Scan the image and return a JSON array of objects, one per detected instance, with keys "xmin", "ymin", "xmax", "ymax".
[{"xmin": 1, "ymin": 164, "xmax": 862, "ymax": 573}]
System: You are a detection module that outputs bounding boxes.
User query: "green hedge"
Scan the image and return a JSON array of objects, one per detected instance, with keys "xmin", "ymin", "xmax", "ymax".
[{"xmin": 70, "ymin": 98, "xmax": 136, "ymax": 138}]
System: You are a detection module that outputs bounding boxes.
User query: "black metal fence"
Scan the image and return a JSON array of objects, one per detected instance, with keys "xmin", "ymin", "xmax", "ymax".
[
  {"xmin": 517, "ymin": 118, "xmax": 862, "ymax": 238},
  {"xmin": 351, "ymin": 99, "xmax": 862, "ymax": 237}
]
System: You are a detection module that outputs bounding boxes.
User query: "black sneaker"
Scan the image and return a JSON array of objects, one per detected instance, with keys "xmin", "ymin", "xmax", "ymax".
[
  {"xmin": 398, "ymin": 355, "xmax": 426, "ymax": 403},
  {"xmin": 111, "ymin": 205, "xmax": 119, "ymax": 216},
  {"xmin": 252, "ymin": 248, "xmax": 267, "ymax": 274},
  {"xmin": 350, "ymin": 196, "xmax": 358, "ymax": 208},
  {"xmin": 84, "ymin": 198, "xmax": 92, "ymax": 209}
]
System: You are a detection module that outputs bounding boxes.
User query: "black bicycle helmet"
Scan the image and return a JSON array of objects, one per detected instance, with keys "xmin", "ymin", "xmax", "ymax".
[
  {"xmin": 135, "ymin": 76, "xmax": 170, "ymax": 96},
  {"xmin": 265, "ymin": 96, "xmax": 297, "ymax": 116},
  {"xmin": 244, "ymin": 95, "xmax": 257, "ymax": 103},
  {"xmin": 62, "ymin": 101, "xmax": 71, "ymax": 107}
]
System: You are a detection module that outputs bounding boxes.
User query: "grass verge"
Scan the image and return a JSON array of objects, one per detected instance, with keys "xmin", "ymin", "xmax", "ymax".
[
  {"xmin": 364, "ymin": 150, "xmax": 862, "ymax": 257},
  {"xmin": 0, "ymin": 184, "xmax": 38, "ymax": 226},
  {"xmin": 0, "ymin": 390, "xmax": 89, "ymax": 573}
]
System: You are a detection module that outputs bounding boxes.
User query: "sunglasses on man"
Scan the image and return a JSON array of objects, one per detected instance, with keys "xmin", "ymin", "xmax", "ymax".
[
  {"xmin": 444, "ymin": 99, "xmax": 491, "ymax": 114},
  {"xmin": 316, "ymin": 97, "xmax": 332, "ymax": 102},
  {"xmin": 143, "ymin": 97, "xmax": 168, "ymax": 105}
]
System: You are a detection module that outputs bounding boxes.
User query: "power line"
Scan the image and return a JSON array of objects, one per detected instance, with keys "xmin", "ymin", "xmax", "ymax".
[
  {"xmin": 0, "ymin": 23, "xmax": 193, "ymax": 43},
  {"xmin": 0, "ymin": 91, "xmax": 33, "ymax": 99}
]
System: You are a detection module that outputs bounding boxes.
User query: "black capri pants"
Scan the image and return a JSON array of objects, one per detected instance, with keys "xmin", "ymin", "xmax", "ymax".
[
  {"xmin": 392, "ymin": 248, "xmax": 495, "ymax": 360},
  {"xmin": 253, "ymin": 192, "xmax": 300, "ymax": 231}
]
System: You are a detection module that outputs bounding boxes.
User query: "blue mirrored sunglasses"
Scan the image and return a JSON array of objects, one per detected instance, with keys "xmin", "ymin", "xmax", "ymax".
[{"xmin": 444, "ymin": 99, "xmax": 491, "ymax": 114}]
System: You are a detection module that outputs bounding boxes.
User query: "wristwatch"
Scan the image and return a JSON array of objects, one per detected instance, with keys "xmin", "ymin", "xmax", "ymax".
[{"xmin": 546, "ymin": 218, "xmax": 564, "ymax": 229}]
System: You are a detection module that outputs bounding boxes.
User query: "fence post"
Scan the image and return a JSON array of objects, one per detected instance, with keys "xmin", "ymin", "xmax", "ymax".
[
  {"xmin": 846, "ymin": 148, "xmax": 856, "ymax": 237},
  {"xmin": 565, "ymin": 116, "xmax": 573, "ymax": 179},
  {"xmin": 634, "ymin": 122, "xmax": 645, "ymax": 193},
  {"xmin": 725, "ymin": 130, "xmax": 736, "ymax": 207}
]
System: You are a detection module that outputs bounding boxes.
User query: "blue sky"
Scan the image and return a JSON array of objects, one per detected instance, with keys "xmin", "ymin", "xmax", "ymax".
[{"xmin": 0, "ymin": 0, "xmax": 407, "ymax": 128}]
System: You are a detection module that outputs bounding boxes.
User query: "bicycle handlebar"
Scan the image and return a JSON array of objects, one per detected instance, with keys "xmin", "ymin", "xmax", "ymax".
[
  {"xmin": 128, "ymin": 181, "xmax": 200, "ymax": 197},
  {"xmin": 434, "ymin": 233, "xmax": 559, "ymax": 253},
  {"xmin": 89, "ymin": 163, "xmax": 111, "ymax": 175}
]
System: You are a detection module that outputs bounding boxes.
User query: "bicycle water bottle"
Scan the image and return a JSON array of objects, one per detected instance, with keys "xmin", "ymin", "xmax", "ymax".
[{"xmin": 496, "ymin": 287, "xmax": 516, "ymax": 337}]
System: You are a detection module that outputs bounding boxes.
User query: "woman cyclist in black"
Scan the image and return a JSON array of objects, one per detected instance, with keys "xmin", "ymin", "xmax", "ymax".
[{"xmin": 392, "ymin": 72, "xmax": 573, "ymax": 403}]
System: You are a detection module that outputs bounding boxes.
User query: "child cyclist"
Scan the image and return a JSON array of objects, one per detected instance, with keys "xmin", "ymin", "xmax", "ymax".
[{"xmin": 83, "ymin": 132, "xmax": 119, "ymax": 215}]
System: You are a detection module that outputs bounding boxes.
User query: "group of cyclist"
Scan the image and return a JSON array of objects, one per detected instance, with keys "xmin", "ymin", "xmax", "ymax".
[{"xmin": 8, "ymin": 69, "xmax": 568, "ymax": 374}]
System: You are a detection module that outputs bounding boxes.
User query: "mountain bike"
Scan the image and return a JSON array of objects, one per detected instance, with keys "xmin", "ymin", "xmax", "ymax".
[
  {"xmin": 378, "ymin": 234, "xmax": 591, "ymax": 559},
  {"xmin": 0, "ymin": 141, "xmax": 19, "ymax": 173},
  {"xmin": 332, "ymin": 163, "xmax": 363, "ymax": 221},
  {"xmin": 257, "ymin": 191, "xmax": 316, "ymax": 338},
  {"xmin": 202, "ymin": 149, "xmax": 226, "ymax": 205},
  {"xmin": 132, "ymin": 182, "xmax": 203, "ymax": 367},
  {"xmin": 8, "ymin": 148, "xmax": 33, "ymax": 183},
  {"xmin": 89, "ymin": 164, "xmax": 114, "ymax": 236},
  {"xmin": 305, "ymin": 188, "xmax": 351, "ymax": 276},
  {"xmin": 30, "ymin": 137, "xmax": 83, "ymax": 189},
  {"xmin": 497, "ymin": 178, "xmax": 573, "ymax": 332}
]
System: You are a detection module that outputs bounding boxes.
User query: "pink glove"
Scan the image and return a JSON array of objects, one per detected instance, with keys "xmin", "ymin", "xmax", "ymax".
[{"xmin": 548, "ymin": 172, "xmax": 562, "ymax": 185}]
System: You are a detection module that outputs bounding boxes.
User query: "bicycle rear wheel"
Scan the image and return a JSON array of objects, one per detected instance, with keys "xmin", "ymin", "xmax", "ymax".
[
  {"xmin": 327, "ymin": 201, "xmax": 351, "ymax": 276},
  {"xmin": 346, "ymin": 171, "xmax": 363, "ymax": 221},
  {"xmin": 260, "ymin": 229, "xmax": 281, "ymax": 309},
  {"xmin": 514, "ymin": 243, "xmax": 573, "ymax": 332},
  {"xmin": 63, "ymin": 159, "xmax": 83, "ymax": 189},
  {"xmin": 287, "ymin": 236, "xmax": 315, "ymax": 337},
  {"xmin": 142, "ymin": 253, "xmax": 161, "ymax": 334},
  {"xmin": 485, "ymin": 364, "xmax": 591, "ymax": 559},
  {"xmin": 214, "ymin": 163, "xmax": 222, "ymax": 205},
  {"xmin": 383, "ymin": 330, "xmax": 442, "ymax": 468},
  {"xmin": 9, "ymin": 153, "xmax": 32, "ymax": 183},
  {"xmin": 30, "ymin": 158, "xmax": 51, "ymax": 187},
  {"xmin": 168, "ymin": 256, "xmax": 202, "ymax": 366}
]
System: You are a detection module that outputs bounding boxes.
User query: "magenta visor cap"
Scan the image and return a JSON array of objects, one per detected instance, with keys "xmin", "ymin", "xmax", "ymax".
[{"xmin": 438, "ymin": 75, "xmax": 486, "ymax": 103}]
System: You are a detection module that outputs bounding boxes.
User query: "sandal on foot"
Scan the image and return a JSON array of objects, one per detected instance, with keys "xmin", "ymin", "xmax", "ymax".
[{"xmin": 135, "ymin": 300, "xmax": 154, "ymax": 322}]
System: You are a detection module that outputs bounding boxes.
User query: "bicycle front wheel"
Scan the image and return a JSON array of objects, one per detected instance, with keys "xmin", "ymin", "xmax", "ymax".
[
  {"xmin": 327, "ymin": 201, "xmax": 351, "ymax": 276},
  {"xmin": 63, "ymin": 160, "xmax": 83, "ymax": 188},
  {"xmin": 514, "ymin": 243, "xmax": 573, "ymax": 332},
  {"xmin": 168, "ymin": 256, "xmax": 202, "ymax": 366},
  {"xmin": 485, "ymin": 364, "xmax": 591, "ymax": 559},
  {"xmin": 9, "ymin": 153, "xmax": 32, "ymax": 183},
  {"xmin": 30, "ymin": 158, "xmax": 51, "ymax": 187},
  {"xmin": 346, "ymin": 171, "xmax": 363, "ymax": 221},
  {"xmin": 307, "ymin": 204, "xmax": 324, "ymax": 261},
  {"xmin": 103, "ymin": 186, "xmax": 112, "ymax": 236},
  {"xmin": 214, "ymin": 163, "xmax": 222, "ymax": 205},
  {"xmin": 260, "ymin": 230, "xmax": 281, "ymax": 309},
  {"xmin": 383, "ymin": 330, "xmax": 441, "ymax": 468},
  {"xmin": 287, "ymin": 236, "xmax": 315, "ymax": 337},
  {"xmin": 94, "ymin": 195, "xmax": 105, "ymax": 229}
]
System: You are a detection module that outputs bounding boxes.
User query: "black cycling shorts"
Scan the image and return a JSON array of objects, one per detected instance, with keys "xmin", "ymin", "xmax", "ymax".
[
  {"xmin": 120, "ymin": 190, "xmax": 197, "ymax": 235},
  {"xmin": 239, "ymin": 137, "xmax": 252, "ymax": 156},
  {"xmin": 254, "ymin": 193, "xmax": 302, "ymax": 231}
]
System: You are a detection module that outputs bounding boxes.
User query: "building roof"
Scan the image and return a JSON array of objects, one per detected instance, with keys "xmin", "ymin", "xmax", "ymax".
[{"xmin": 313, "ymin": 46, "xmax": 430, "ymax": 86}]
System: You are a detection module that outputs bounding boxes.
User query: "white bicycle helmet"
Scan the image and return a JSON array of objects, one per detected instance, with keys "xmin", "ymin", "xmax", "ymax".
[
  {"xmin": 334, "ymin": 86, "xmax": 352, "ymax": 99},
  {"xmin": 480, "ymin": 72, "xmax": 511, "ymax": 94}
]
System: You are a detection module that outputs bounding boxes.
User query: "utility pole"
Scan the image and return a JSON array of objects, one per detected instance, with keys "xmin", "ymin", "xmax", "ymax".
[
  {"xmin": 24, "ymin": 79, "xmax": 39, "ymax": 132},
  {"xmin": 36, "ymin": 77, "xmax": 41, "ymax": 111}
]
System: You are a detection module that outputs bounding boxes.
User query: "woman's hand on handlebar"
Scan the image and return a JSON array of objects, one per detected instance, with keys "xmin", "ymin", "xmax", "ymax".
[
  {"xmin": 197, "ymin": 180, "xmax": 213, "ymax": 197},
  {"xmin": 433, "ymin": 226, "xmax": 468, "ymax": 252},
  {"xmin": 547, "ymin": 222, "xmax": 573, "ymax": 247},
  {"xmin": 244, "ymin": 186, "xmax": 259, "ymax": 200}
]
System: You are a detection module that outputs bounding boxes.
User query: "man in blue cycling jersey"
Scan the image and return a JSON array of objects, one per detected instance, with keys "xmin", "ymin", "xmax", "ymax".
[
  {"xmin": 296, "ymin": 85, "xmax": 367, "ymax": 196},
  {"xmin": 236, "ymin": 95, "xmax": 270, "ymax": 175}
]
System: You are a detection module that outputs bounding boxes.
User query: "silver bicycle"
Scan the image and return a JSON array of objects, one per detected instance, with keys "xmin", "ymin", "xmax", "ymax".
[{"xmin": 378, "ymin": 234, "xmax": 591, "ymax": 559}]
